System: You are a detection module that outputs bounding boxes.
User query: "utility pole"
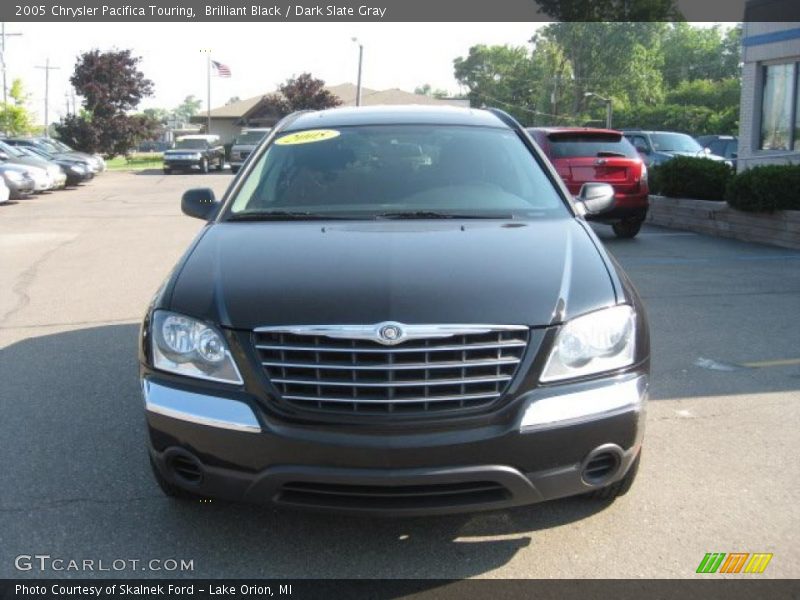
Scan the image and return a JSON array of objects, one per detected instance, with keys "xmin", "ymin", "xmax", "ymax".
[
  {"xmin": 351, "ymin": 38, "xmax": 363, "ymax": 107},
  {"xmin": 1, "ymin": 23, "xmax": 23, "ymax": 134},
  {"xmin": 64, "ymin": 91, "xmax": 70, "ymax": 116},
  {"xmin": 1, "ymin": 23, "xmax": 22, "ymax": 107},
  {"xmin": 200, "ymin": 48, "xmax": 211, "ymax": 133},
  {"xmin": 35, "ymin": 58, "xmax": 59, "ymax": 137}
]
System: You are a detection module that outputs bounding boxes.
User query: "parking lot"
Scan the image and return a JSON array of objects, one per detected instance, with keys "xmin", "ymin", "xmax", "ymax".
[{"xmin": 1, "ymin": 170, "xmax": 798, "ymax": 579}]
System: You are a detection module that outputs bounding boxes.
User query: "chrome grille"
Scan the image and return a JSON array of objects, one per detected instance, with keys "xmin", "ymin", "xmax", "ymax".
[{"xmin": 253, "ymin": 325, "xmax": 529, "ymax": 417}]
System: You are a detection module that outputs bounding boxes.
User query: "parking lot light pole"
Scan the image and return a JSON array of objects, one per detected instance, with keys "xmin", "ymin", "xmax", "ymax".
[
  {"xmin": 584, "ymin": 91, "xmax": 613, "ymax": 129},
  {"xmin": 351, "ymin": 37, "xmax": 363, "ymax": 107}
]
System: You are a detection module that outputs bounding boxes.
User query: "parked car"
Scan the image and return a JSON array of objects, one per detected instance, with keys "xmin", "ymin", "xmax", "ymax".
[
  {"xmin": 3, "ymin": 137, "xmax": 105, "ymax": 174},
  {"xmin": 696, "ymin": 135, "xmax": 738, "ymax": 169},
  {"xmin": 140, "ymin": 106, "xmax": 650, "ymax": 515},
  {"xmin": 0, "ymin": 141, "xmax": 67, "ymax": 190},
  {"xmin": 0, "ymin": 163, "xmax": 36, "ymax": 198},
  {"xmin": 621, "ymin": 130, "xmax": 731, "ymax": 168},
  {"xmin": 12, "ymin": 145, "xmax": 93, "ymax": 186},
  {"xmin": 163, "ymin": 135, "xmax": 225, "ymax": 174},
  {"xmin": 230, "ymin": 128, "xmax": 272, "ymax": 173},
  {"xmin": 528, "ymin": 127, "xmax": 649, "ymax": 238},
  {"xmin": 0, "ymin": 176, "xmax": 9, "ymax": 204}
]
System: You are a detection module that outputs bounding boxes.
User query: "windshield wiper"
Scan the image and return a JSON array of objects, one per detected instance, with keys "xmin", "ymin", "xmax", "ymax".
[
  {"xmin": 375, "ymin": 210, "xmax": 514, "ymax": 220},
  {"xmin": 227, "ymin": 211, "xmax": 355, "ymax": 221}
]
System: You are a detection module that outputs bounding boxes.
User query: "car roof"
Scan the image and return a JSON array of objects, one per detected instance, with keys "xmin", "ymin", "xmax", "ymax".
[
  {"xmin": 527, "ymin": 127, "xmax": 623, "ymax": 136},
  {"xmin": 283, "ymin": 106, "xmax": 509, "ymax": 131}
]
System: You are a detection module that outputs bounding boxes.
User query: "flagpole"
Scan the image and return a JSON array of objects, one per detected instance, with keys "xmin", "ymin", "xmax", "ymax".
[{"xmin": 206, "ymin": 53, "xmax": 211, "ymax": 134}]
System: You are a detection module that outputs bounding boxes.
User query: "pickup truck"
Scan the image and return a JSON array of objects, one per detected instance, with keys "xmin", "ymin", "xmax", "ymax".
[{"xmin": 163, "ymin": 135, "xmax": 225, "ymax": 174}]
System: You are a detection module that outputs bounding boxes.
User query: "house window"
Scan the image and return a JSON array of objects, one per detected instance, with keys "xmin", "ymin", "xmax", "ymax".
[{"xmin": 760, "ymin": 62, "xmax": 798, "ymax": 151}]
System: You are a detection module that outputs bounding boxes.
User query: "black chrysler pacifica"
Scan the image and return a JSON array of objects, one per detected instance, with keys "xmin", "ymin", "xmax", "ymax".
[{"xmin": 139, "ymin": 106, "xmax": 650, "ymax": 515}]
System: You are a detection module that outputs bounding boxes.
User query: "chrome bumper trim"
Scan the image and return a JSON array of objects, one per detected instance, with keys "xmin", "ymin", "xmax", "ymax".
[
  {"xmin": 143, "ymin": 379, "xmax": 261, "ymax": 433},
  {"xmin": 519, "ymin": 374, "xmax": 647, "ymax": 432}
]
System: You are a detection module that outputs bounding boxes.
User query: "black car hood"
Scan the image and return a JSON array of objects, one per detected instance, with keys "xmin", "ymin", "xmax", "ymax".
[{"xmin": 168, "ymin": 219, "xmax": 617, "ymax": 329}]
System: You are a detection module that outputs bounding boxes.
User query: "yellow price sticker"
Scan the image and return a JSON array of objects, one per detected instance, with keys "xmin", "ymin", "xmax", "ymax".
[{"xmin": 275, "ymin": 129, "xmax": 341, "ymax": 145}]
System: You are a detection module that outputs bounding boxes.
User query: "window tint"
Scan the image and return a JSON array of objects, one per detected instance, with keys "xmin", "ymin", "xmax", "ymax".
[
  {"xmin": 235, "ymin": 131, "xmax": 269, "ymax": 144},
  {"xmin": 649, "ymin": 133, "xmax": 702, "ymax": 153},
  {"xmin": 547, "ymin": 133, "xmax": 639, "ymax": 158},
  {"xmin": 229, "ymin": 125, "xmax": 567, "ymax": 218},
  {"xmin": 175, "ymin": 139, "xmax": 208, "ymax": 149}
]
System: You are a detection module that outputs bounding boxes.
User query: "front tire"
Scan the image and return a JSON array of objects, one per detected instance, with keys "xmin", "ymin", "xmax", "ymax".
[
  {"xmin": 163, "ymin": 168, "xmax": 172, "ymax": 175},
  {"xmin": 586, "ymin": 451, "xmax": 640, "ymax": 500},
  {"xmin": 215, "ymin": 157, "xmax": 224, "ymax": 171},
  {"xmin": 231, "ymin": 166, "xmax": 240, "ymax": 174},
  {"xmin": 612, "ymin": 218, "xmax": 643, "ymax": 239}
]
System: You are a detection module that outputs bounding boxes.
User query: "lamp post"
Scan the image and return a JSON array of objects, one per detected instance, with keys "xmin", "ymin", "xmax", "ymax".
[
  {"xmin": 584, "ymin": 92, "xmax": 613, "ymax": 129},
  {"xmin": 351, "ymin": 37, "xmax": 363, "ymax": 107}
]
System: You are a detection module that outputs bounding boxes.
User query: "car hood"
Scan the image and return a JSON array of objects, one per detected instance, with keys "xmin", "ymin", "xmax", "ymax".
[
  {"xmin": 168, "ymin": 219, "xmax": 618, "ymax": 330},
  {"xmin": 655, "ymin": 150, "xmax": 725, "ymax": 161},
  {"xmin": 164, "ymin": 149, "xmax": 201, "ymax": 155}
]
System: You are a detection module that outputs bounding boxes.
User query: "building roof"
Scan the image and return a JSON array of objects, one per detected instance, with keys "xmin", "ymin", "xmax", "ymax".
[
  {"xmin": 285, "ymin": 105, "xmax": 506, "ymax": 131},
  {"xmin": 203, "ymin": 83, "xmax": 468, "ymax": 121}
]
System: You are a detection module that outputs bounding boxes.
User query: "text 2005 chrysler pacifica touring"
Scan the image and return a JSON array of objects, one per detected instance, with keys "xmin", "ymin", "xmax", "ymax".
[{"xmin": 139, "ymin": 106, "xmax": 650, "ymax": 515}]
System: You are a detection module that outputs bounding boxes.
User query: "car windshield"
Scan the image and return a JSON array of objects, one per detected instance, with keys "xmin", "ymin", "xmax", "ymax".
[
  {"xmin": 174, "ymin": 139, "xmax": 208, "ymax": 149},
  {"xmin": 0, "ymin": 141, "xmax": 25, "ymax": 157},
  {"xmin": 235, "ymin": 131, "xmax": 269, "ymax": 145},
  {"xmin": 227, "ymin": 125, "xmax": 567, "ymax": 220},
  {"xmin": 650, "ymin": 133, "xmax": 703, "ymax": 153},
  {"xmin": 545, "ymin": 133, "xmax": 639, "ymax": 158}
]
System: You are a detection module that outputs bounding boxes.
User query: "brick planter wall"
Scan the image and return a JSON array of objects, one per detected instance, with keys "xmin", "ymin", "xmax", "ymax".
[{"xmin": 646, "ymin": 196, "xmax": 800, "ymax": 250}]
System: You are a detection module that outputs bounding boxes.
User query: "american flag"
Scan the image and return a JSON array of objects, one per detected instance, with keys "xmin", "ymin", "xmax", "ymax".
[{"xmin": 211, "ymin": 60, "xmax": 231, "ymax": 78}]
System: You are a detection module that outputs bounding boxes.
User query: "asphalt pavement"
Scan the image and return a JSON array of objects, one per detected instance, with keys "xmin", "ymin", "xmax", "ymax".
[{"xmin": 0, "ymin": 171, "xmax": 798, "ymax": 579}]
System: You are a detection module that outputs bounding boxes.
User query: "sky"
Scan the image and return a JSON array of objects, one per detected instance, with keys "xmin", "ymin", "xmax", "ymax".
[{"xmin": 4, "ymin": 22, "xmax": 544, "ymax": 124}]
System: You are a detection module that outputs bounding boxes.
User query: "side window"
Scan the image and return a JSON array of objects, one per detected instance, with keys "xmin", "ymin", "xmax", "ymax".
[
  {"xmin": 708, "ymin": 140, "xmax": 725, "ymax": 155},
  {"xmin": 628, "ymin": 135, "xmax": 649, "ymax": 152}
]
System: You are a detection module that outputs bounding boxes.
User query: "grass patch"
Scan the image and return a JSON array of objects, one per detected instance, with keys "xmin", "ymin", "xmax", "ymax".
[{"xmin": 106, "ymin": 152, "xmax": 163, "ymax": 171}]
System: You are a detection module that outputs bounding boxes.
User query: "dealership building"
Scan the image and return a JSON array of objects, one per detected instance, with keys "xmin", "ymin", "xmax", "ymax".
[{"xmin": 738, "ymin": 3, "xmax": 800, "ymax": 171}]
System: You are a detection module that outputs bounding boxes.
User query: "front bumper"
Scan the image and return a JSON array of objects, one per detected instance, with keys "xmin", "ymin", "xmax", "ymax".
[
  {"xmin": 164, "ymin": 159, "xmax": 203, "ymax": 170},
  {"xmin": 144, "ymin": 371, "xmax": 647, "ymax": 515}
]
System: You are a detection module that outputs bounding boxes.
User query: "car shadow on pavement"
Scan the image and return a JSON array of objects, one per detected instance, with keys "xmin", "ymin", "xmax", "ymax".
[
  {"xmin": 0, "ymin": 324, "xmax": 611, "ymax": 579},
  {"xmin": 134, "ymin": 169, "xmax": 232, "ymax": 176}
]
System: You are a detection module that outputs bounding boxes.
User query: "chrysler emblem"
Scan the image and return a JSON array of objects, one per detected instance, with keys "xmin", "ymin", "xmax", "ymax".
[{"xmin": 378, "ymin": 323, "xmax": 403, "ymax": 344}]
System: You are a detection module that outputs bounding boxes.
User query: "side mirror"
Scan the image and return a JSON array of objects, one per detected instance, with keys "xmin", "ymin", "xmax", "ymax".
[
  {"xmin": 181, "ymin": 188, "xmax": 219, "ymax": 221},
  {"xmin": 634, "ymin": 145, "xmax": 649, "ymax": 155},
  {"xmin": 576, "ymin": 182, "xmax": 615, "ymax": 216}
]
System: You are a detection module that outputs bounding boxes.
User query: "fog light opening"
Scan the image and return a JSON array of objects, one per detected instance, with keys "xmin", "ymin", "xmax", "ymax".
[
  {"xmin": 581, "ymin": 444, "xmax": 623, "ymax": 486},
  {"xmin": 166, "ymin": 450, "xmax": 204, "ymax": 486}
]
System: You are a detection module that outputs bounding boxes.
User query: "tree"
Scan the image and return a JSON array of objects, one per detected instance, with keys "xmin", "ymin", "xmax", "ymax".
[
  {"xmin": 55, "ymin": 49, "xmax": 156, "ymax": 157},
  {"xmin": 280, "ymin": 73, "xmax": 342, "ymax": 111},
  {"xmin": 0, "ymin": 78, "xmax": 36, "ymax": 135},
  {"xmin": 226, "ymin": 96, "xmax": 241, "ymax": 105},
  {"xmin": 536, "ymin": 0, "xmax": 680, "ymax": 21},
  {"xmin": 173, "ymin": 95, "xmax": 202, "ymax": 122},
  {"xmin": 414, "ymin": 84, "xmax": 450, "ymax": 99},
  {"xmin": 454, "ymin": 45, "xmax": 539, "ymax": 123}
]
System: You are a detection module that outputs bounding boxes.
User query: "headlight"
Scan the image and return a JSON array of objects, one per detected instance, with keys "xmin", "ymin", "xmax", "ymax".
[
  {"xmin": 69, "ymin": 165, "xmax": 85, "ymax": 173},
  {"xmin": 192, "ymin": 152, "xmax": 202, "ymax": 159},
  {"xmin": 46, "ymin": 165, "xmax": 61, "ymax": 176},
  {"xmin": 540, "ymin": 305, "xmax": 636, "ymax": 382},
  {"xmin": 4, "ymin": 170, "xmax": 24, "ymax": 182},
  {"xmin": 151, "ymin": 310, "xmax": 243, "ymax": 384}
]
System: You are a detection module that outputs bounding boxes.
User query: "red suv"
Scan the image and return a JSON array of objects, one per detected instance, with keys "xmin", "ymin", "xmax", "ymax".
[{"xmin": 527, "ymin": 128, "xmax": 649, "ymax": 238}]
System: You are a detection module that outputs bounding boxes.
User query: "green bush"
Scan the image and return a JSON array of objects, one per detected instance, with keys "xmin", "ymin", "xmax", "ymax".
[
  {"xmin": 651, "ymin": 156, "xmax": 733, "ymax": 200},
  {"xmin": 725, "ymin": 164, "xmax": 800, "ymax": 212}
]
